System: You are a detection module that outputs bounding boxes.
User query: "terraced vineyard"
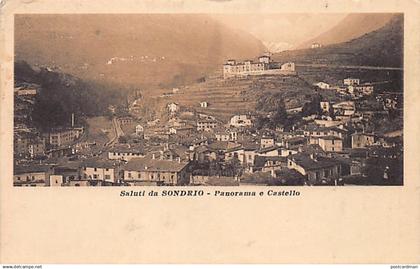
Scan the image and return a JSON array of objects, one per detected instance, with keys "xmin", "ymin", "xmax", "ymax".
[
  {"xmin": 142, "ymin": 70, "xmax": 317, "ymax": 123},
  {"xmin": 170, "ymin": 78, "xmax": 256, "ymax": 121}
]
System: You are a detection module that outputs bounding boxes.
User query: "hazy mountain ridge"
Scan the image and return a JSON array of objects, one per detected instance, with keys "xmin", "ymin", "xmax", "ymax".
[
  {"xmin": 263, "ymin": 41, "xmax": 293, "ymax": 53},
  {"xmin": 296, "ymin": 13, "xmax": 396, "ymax": 49},
  {"xmin": 273, "ymin": 14, "xmax": 403, "ymax": 68},
  {"xmin": 15, "ymin": 14, "xmax": 266, "ymax": 89}
]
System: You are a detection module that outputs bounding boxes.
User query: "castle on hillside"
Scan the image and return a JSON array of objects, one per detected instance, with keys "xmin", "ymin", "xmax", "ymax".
[{"xmin": 222, "ymin": 55, "xmax": 296, "ymax": 79}]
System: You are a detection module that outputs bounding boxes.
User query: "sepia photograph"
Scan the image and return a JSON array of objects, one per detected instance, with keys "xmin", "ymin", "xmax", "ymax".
[
  {"xmin": 2, "ymin": 0, "xmax": 420, "ymax": 265},
  {"xmin": 12, "ymin": 13, "xmax": 404, "ymax": 187}
]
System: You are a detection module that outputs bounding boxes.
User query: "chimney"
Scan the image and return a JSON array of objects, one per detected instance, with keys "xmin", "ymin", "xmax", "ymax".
[
  {"xmin": 71, "ymin": 113, "xmax": 75, "ymax": 127},
  {"xmin": 177, "ymin": 157, "xmax": 181, "ymax": 163},
  {"xmin": 152, "ymin": 153, "xmax": 155, "ymax": 160}
]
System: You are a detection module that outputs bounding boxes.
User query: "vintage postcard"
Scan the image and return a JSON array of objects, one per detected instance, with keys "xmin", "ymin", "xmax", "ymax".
[{"xmin": 0, "ymin": 0, "xmax": 419, "ymax": 265}]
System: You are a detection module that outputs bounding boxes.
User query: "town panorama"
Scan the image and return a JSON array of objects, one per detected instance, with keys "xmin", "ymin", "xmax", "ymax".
[{"xmin": 13, "ymin": 14, "xmax": 403, "ymax": 187}]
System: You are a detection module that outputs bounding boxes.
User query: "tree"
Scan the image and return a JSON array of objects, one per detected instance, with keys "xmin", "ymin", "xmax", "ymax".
[
  {"xmin": 209, "ymin": 160, "xmax": 222, "ymax": 176},
  {"xmin": 301, "ymin": 94, "xmax": 322, "ymax": 116},
  {"xmin": 224, "ymin": 158, "xmax": 242, "ymax": 177},
  {"xmin": 254, "ymin": 115, "xmax": 271, "ymax": 130},
  {"xmin": 270, "ymin": 105, "xmax": 287, "ymax": 128},
  {"xmin": 32, "ymin": 99, "xmax": 68, "ymax": 131}
]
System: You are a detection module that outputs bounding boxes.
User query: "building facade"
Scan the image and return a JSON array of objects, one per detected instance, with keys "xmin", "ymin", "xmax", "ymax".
[
  {"xmin": 81, "ymin": 160, "xmax": 119, "ymax": 183},
  {"xmin": 230, "ymin": 115, "xmax": 252, "ymax": 127},
  {"xmin": 351, "ymin": 133, "xmax": 376, "ymax": 148},
  {"xmin": 48, "ymin": 128, "xmax": 81, "ymax": 147},
  {"xmin": 223, "ymin": 55, "xmax": 296, "ymax": 79},
  {"xmin": 123, "ymin": 158, "xmax": 190, "ymax": 185}
]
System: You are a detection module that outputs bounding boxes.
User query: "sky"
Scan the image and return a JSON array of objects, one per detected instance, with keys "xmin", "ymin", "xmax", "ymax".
[{"xmin": 212, "ymin": 13, "xmax": 347, "ymax": 51}]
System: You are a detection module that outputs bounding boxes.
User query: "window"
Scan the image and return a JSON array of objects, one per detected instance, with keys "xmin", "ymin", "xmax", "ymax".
[
  {"xmin": 128, "ymin": 172, "xmax": 132, "ymax": 178},
  {"xmin": 105, "ymin": 168, "xmax": 109, "ymax": 171},
  {"xmin": 93, "ymin": 174, "xmax": 98, "ymax": 179},
  {"xmin": 105, "ymin": 175, "xmax": 111, "ymax": 180},
  {"xmin": 332, "ymin": 140, "xmax": 335, "ymax": 145},
  {"xmin": 94, "ymin": 168, "xmax": 97, "ymax": 171}
]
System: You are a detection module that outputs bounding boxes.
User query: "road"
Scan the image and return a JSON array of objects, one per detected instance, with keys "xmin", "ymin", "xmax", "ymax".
[
  {"xmin": 296, "ymin": 63, "xmax": 403, "ymax": 71},
  {"xmin": 105, "ymin": 117, "xmax": 124, "ymax": 147}
]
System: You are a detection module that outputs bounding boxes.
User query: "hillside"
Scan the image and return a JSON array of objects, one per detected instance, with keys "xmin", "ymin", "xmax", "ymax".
[
  {"xmin": 14, "ymin": 61, "xmax": 126, "ymax": 131},
  {"xmin": 273, "ymin": 14, "xmax": 403, "ymax": 68},
  {"xmin": 296, "ymin": 13, "xmax": 396, "ymax": 49},
  {"xmin": 15, "ymin": 14, "xmax": 265, "ymax": 89},
  {"xmin": 144, "ymin": 73, "xmax": 315, "ymax": 123}
]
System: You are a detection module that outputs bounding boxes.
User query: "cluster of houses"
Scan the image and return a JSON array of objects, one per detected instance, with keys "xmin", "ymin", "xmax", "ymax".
[
  {"xmin": 314, "ymin": 78, "xmax": 374, "ymax": 98},
  {"xmin": 14, "ymin": 100, "xmax": 401, "ymax": 186},
  {"xmin": 14, "ymin": 127, "xmax": 84, "ymax": 159},
  {"xmin": 13, "ymin": 68, "xmax": 402, "ymax": 187}
]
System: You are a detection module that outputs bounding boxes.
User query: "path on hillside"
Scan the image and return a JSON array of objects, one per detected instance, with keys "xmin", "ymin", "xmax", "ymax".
[
  {"xmin": 296, "ymin": 63, "xmax": 403, "ymax": 71},
  {"xmin": 105, "ymin": 117, "xmax": 124, "ymax": 147}
]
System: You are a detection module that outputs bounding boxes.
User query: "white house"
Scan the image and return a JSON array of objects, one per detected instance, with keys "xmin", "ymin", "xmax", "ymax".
[
  {"xmin": 309, "ymin": 136, "xmax": 343, "ymax": 152},
  {"xmin": 49, "ymin": 175, "xmax": 64, "ymax": 187},
  {"xmin": 281, "ymin": 62, "xmax": 295, "ymax": 71},
  {"xmin": 81, "ymin": 159, "xmax": 118, "ymax": 183},
  {"xmin": 311, "ymin": 43, "xmax": 322, "ymax": 49},
  {"xmin": 314, "ymin": 82, "xmax": 330, "ymax": 90},
  {"xmin": 135, "ymin": 124, "xmax": 144, "ymax": 136},
  {"xmin": 108, "ymin": 145, "xmax": 146, "ymax": 162},
  {"xmin": 230, "ymin": 115, "xmax": 252, "ymax": 127},
  {"xmin": 200, "ymin": 101, "xmax": 208, "ymax": 108},
  {"xmin": 215, "ymin": 129, "xmax": 238, "ymax": 142},
  {"xmin": 320, "ymin": 101, "xmax": 330, "ymax": 113},
  {"xmin": 167, "ymin": 102, "xmax": 179, "ymax": 114},
  {"xmin": 344, "ymin": 78, "xmax": 360, "ymax": 86},
  {"xmin": 260, "ymin": 137, "xmax": 275, "ymax": 148},
  {"xmin": 351, "ymin": 133, "xmax": 376, "ymax": 148},
  {"xmin": 332, "ymin": 101, "xmax": 355, "ymax": 116}
]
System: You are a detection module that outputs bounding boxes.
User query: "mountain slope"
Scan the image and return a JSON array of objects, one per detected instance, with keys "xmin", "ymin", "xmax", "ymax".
[
  {"xmin": 296, "ymin": 13, "xmax": 396, "ymax": 49},
  {"xmin": 273, "ymin": 14, "xmax": 403, "ymax": 68},
  {"xmin": 14, "ymin": 60, "xmax": 128, "ymax": 131},
  {"xmin": 15, "ymin": 14, "xmax": 265, "ymax": 88}
]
